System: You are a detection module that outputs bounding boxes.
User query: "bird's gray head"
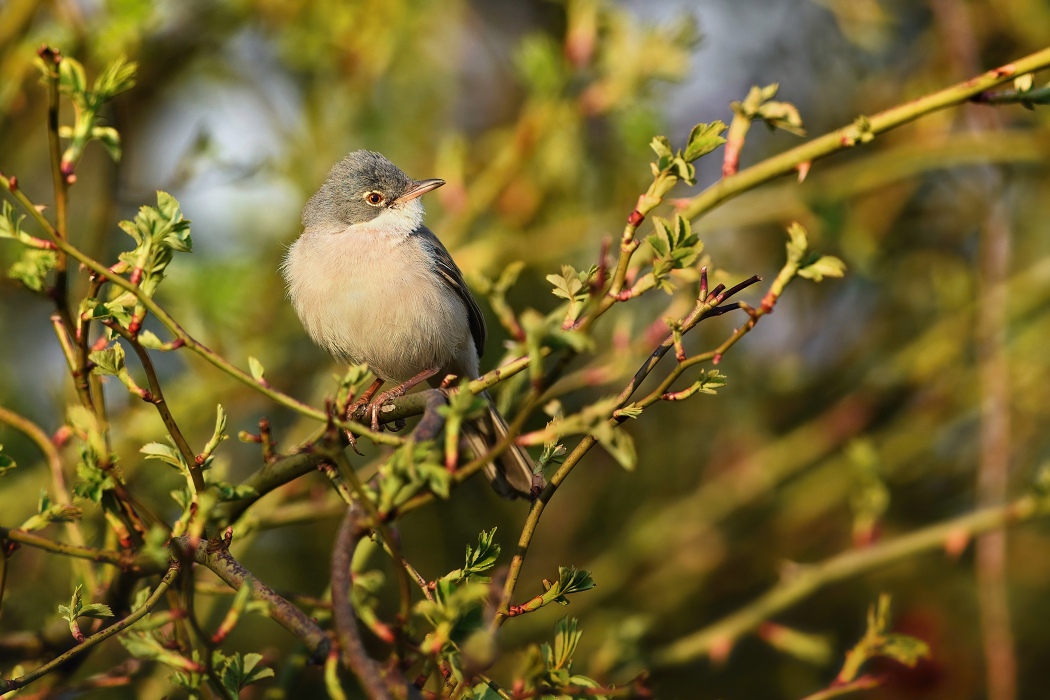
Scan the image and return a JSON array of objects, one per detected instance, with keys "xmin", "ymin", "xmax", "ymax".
[{"xmin": 302, "ymin": 150, "xmax": 444, "ymax": 233}]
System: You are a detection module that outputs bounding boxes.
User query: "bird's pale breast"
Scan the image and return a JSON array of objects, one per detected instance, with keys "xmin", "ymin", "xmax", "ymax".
[{"xmin": 283, "ymin": 224, "xmax": 476, "ymax": 383}]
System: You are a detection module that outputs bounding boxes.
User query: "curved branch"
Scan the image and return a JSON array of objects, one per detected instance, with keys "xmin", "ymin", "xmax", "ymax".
[{"xmin": 331, "ymin": 504, "xmax": 394, "ymax": 700}]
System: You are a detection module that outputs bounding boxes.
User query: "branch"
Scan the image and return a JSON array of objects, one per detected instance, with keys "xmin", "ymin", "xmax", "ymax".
[
  {"xmin": 651, "ymin": 493, "xmax": 1049, "ymax": 667},
  {"xmin": 172, "ymin": 535, "xmax": 329, "ymax": 660},
  {"xmin": 331, "ymin": 504, "xmax": 396, "ymax": 700},
  {"xmin": 798, "ymin": 675, "xmax": 882, "ymax": 700},
  {"xmin": 0, "ymin": 527, "xmax": 165, "ymax": 574},
  {"xmin": 210, "ymin": 450, "xmax": 327, "ymax": 528},
  {"xmin": 323, "ymin": 445, "xmax": 414, "ymax": 623},
  {"xmin": 38, "ymin": 47, "xmax": 73, "ymax": 344},
  {"xmin": 680, "ymin": 46, "xmax": 1050, "ymax": 222},
  {"xmin": 108, "ymin": 323, "xmax": 205, "ymax": 494},
  {"xmin": 613, "ymin": 270, "xmax": 761, "ymax": 413}
]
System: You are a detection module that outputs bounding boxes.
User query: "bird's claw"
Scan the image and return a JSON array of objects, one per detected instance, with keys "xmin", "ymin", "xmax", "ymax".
[{"xmin": 343, "ymin": 427, "xmax": 364, "ymax": 456}]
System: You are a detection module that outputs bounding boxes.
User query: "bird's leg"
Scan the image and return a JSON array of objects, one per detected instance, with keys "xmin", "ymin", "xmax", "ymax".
[
  {"xmin": 366, "ymin": 367, "xmax": 440, "ymax": 431},
  {"xmin": 347, "ymin": 378, "xmax": 385, "ymax": 416},
  {"xmin": 345, "ymin": 378, "xmax": 384, "ymax": 450}
]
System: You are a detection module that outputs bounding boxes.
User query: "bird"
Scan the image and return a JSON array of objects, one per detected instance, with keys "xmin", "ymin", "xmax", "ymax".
[{"xmin": 282, "ymin": 149, "xmax": 538, "ymax": 499}]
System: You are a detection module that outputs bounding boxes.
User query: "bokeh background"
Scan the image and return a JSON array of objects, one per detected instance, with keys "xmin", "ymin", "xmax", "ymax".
[{"xmin": 2, "ymin": 0, "xmax": 1050, "ymax": 698}]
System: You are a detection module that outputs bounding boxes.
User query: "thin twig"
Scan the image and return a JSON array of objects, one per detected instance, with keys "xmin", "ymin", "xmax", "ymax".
[
  {"xmin": 108, "ymin": 323, "xmax": 206, "ymax": 494},
  {"xmin": 797, "ymin": 675, "xmax": 882, "ymax": 700},
  {"xmin": 0, "ymin": 527, "xmax": 164, "ymax": 574},
  {"xmin": 679, "ymin": 47, "xmax": 1050, "ymax": 223}
]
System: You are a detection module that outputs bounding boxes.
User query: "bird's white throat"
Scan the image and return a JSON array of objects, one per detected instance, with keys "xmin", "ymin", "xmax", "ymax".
[{"xmin": 349, "ymin": 198, "xmax": 425, "ymax": 240}]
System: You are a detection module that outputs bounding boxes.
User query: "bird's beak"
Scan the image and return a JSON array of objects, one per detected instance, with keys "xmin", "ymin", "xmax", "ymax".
[{"xmin": 394, "ymin": 178, "xmax": 445, "ymax": 204}]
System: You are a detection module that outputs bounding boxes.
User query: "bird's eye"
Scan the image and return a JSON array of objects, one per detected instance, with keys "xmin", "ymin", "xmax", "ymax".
[{"xmin": 365, "ymin": 192, "xmax": 384, "ymax": 206}]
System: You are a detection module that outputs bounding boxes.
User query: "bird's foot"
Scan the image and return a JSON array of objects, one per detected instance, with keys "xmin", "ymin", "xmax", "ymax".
[
  {"xmin": 356, "ymin": 367, "xmax": 441, "ymax": 431},
  {"xmin": 365, "ymin": 385, "xmax": 412, "ymax": 432}
]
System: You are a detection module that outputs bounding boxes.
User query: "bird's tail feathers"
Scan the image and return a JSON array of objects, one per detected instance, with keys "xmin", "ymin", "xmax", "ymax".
[{"xmin": 460, "ymin": 393, "xmax": 541, "ymax": 499}]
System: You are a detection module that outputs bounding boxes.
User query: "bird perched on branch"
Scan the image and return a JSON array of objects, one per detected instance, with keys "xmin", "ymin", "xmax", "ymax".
[{"xmin": 283, "ymin": 150, "xmax": 538, "ymax": 498}]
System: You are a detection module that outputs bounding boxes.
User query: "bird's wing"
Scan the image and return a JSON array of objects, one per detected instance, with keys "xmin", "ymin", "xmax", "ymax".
[{"xmin": 413, "ymin": 226, "xmax": 487, "ymax": 358}]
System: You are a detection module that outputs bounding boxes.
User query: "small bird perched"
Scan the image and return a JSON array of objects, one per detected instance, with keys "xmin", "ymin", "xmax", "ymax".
[{"xmin": 282, "ymin": 150, "xmax": 538, "ymax": 498}]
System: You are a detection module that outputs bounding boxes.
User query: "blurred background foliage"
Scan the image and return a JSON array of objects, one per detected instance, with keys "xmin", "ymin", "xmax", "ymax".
[{"xmin": 2, "ymin": 0, "xmax": 1050, "ymax": 698}]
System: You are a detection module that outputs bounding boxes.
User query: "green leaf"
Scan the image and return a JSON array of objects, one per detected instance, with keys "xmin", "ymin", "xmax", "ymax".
[
  {"xmin": 92, "ymin": 56, "xmax": 137, "ymax": 102},
  {"xmin": 89, "ymin": 342, "xmax": 126, "ymax": 375},
  {"xmin": 58, "ymin": 57, "xmax": 87, "ymax": 98},
  {"xmin": 798, "ymin": 255, "xmax": 847, "ymax": 282},
  {"xmin": 554, "ymin": 566, "xmax": 596, "ymax": 599},
  {"xmin": 838, "ymin": 594, "xmax": 931, "ymax": 682},
  {"xmin": 58, "ymin": 584, "xmax": 113, "ymax": 622},
  {"xmin": 58, "ymin": 585, "xmax": 84, "ymax": 623},
  {"xmin": 375, "ymin": 440, "xmax": 450, "ymax": 513},
  {"xmin": 333, "ymin": 363, "xmax": 372, "ymax": 408},
  {"xmin": 600, "ymin": 428, "xmax": 636, "ymax": 471},
  {"xmin": 880, "ymin": 633, "xmax": 932, "ymax": 667},
  {"xmin": 444, "ymin": 529, "xmax": 502, "ymax": 583},
  {"xmin": 20, "ymin": 490, "xmax": 82, "ymax": 531},
  {"xmin": 415, "ymin": 578, "xmax": 490, "ymax": 652},
  {"xmin": 215, "ymin": 650, "xmax": 275, "ymax": 695},
  {"xmin": 757, "ymin": 100, "xmax": 805, "ymax": 136},
  {"xmin": 92, "ymin": 126, "xmax": 122, "ymax": 161},
  {"xmin": 731, "ymin": 84, "xmax": 805, "ymax": 137},
  {"xmin": 683, "ymin": 120, "xmax": 728, "ymax": 161},
  {"xmin": 79, "ymin": 602, "xmax": 115, "ymax": 619},
  {"xmin": 8, "ymin": 248, "xmax": 57, "ymax": 292},
  {"xmin": 553, "ymin": 617, "xmax": 583, "ymax": 669},
  {"xmin": 200, "ymin": 404, "xmax": 228, "ymax": 463},
  {"xmin": 546, "ymin": 265, "xmax": 596, "ymax": 326},
  {"xmin": 141, "ymin": 441, "xmax": 187, "ymax": 471},
  {"xmin": 675, "ymin": 369, "xmax": 727, "ymax": 398},
  {"xmin": 466, "ymin": 528, "xmax": 500, "ymax": 574},
  {"xmin": 546, "ymin": 266, "xmax": 585, "ymax": 302},
  {"xmin": 470, "ymin": 684, "xmax": 505, "ymax": 700},
  {"xmin": 67, "ymin": 405, "xmax": 112, "ymax": 503},
  {"xmin": 649, "ymin": 135, "xmax": 673, "ymax": 161},
  {"xmin": 646, "ymin": 214, "xmax": 702, "ymax": 294},
  {"xmin": 248, "ymin": 356, "xmax": 265, "ymax": 382},
  {"xmin": 785, "ymin": 222, "xmax": 809, "ymax": 264},
  {"xmin": 520, "ymin": 566, "xmax": 599, "ymax": 614},
  {"xmin": 528, "ymin": 395, "xmax": 639, "ymax": 470},
  {"xmin": 155, "ymin": 191, "xmax": 192, "ymax": 252},
  {"xmin": 116, "ymin": 192, "xmax": 193, "ymax": 298},
  {"xmin": 0, "ymin": 201, "xmax": 26, "ymax": 240},
  {"xmin": 537, "ymin": 440, "xmax": 567, "ymax": 471}
]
